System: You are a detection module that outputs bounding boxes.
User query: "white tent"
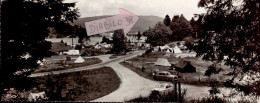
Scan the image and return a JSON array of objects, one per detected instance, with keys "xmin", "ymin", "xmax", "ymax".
[
  {"xmin": 173, "ymin": 46, "xmax": 182, "ymax": 53},
  {"xmin": 145, "ymin": 44, "xmax": 151, "ymax": 49},
  {"xmin": 154, "ymin": 45, "xmax": 171, "ymax": 52},
  {"xmin": 103, "ymin": 44, "xmax": 112, "ymax": 48},
  {"xmin": 137, "ymin": 43, "xmax": 143, "ymax": 47},
  {"xmin": 94, "ymin": 44, "xmax": 101, "ymax": 49},
  {"xmin": 154, "ymin": 58, "xmax": 171, "ymax": 66},
  {"xmin": 160, "ymin": 45, "xmax": 170, "ymax": 50},
  {"xmin": 37, "ymin": 60, "xmax": 44, "ymax": 66},
  {"xmin": 74, "ymin": 56, "xmax": 85, "ymax": 63},
  {"xmin": 28, "ymin": 92, "xmax": 47, "ymax": 101}
]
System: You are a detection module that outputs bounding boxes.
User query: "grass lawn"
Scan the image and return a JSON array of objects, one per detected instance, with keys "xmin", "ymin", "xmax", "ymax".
[
  {"xmin": 30, "ymin": 66, "xmax": 120, "ymax": 101},
  {"xmin": 121, "ymin": 51, "xmax": 232, "ymax": 87},
  {"xmin": 35, "ymin": 57, "xmax": 102, "ymax": 73}
]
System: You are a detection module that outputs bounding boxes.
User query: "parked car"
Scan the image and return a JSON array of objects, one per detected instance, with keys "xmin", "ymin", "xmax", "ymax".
[
  {"xmin": 153, "ymin": 71, "xmax": 178, "ymax": 81},
  {"xmin": 151, "ymin": 83, "xmax": 174, "ymax": 95}
]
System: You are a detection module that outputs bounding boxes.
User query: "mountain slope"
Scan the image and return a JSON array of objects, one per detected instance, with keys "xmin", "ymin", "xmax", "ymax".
[{"xmin": 71, "ymin": 15, "xmax": 163, "ymax": 33}]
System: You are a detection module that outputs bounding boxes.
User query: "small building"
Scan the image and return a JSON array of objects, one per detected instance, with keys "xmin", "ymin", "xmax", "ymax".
[
  {"xmin": 64, "ymin": 50, "xmax": 80, "ymax": 55},
  {"xmin": 50, "ymin": 43, "xmax": 73, "ymax": 55},
  {"xmin": 175, "ymin": 60, "xmax": 196, "ymax": 73}
]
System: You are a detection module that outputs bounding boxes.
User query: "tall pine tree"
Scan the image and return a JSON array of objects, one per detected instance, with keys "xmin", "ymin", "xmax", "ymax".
[
  {"xmin": 163, "ymin": 15, "xmax": 171, "ymax": 26},
  {"xmin": 111, "ymin": 29, "xmax": 127, "ymax": 54},
  {"xmin": 170, "ymin": 14, "xmax": 193, "ymax": 41}
]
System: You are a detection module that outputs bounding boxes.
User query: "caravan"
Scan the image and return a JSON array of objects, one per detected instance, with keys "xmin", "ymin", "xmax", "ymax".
[{"xmin": 64, "ymin": 50, "xmax": 80, "ymax": 55}]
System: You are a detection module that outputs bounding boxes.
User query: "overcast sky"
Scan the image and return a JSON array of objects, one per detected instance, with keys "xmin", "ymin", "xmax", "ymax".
[{"xmin": 65, "ymin": 0, "xmax": 206, "ymax": 20}]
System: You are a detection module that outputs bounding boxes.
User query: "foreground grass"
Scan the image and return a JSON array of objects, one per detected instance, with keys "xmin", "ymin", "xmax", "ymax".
[
  {"xmin": 35, "ymin": 57, "xmax": 102, "ymax": 73},
  {"xmin": 128, "ymin": 88, "xmax": 187, "ymax": 102},
  {"xmin": 32, "ymin": 66, "xmax": 120, "ymax": 101},
  {"xmin": 128, "ymin": 90, "xmax": 252, "ymax": 103}
]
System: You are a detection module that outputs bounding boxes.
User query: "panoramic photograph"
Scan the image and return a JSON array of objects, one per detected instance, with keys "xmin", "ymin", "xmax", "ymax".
[{"xmin": 0, "ymin": 0, "xmax": 259, "ymax": 102}]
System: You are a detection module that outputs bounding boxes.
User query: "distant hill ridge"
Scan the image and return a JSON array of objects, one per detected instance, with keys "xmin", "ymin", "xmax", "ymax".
[{"xmin": 71, "ymin": 15, "xmax": 163, "ymax": 33}]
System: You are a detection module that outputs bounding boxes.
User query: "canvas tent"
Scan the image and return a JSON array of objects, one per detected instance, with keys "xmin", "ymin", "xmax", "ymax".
[
  {"xmin": 103, "ymin": 44, "xmax": 112, "ymax": 49},
  {"xmin": 94, "ymin": 44, "xmax": 101, "ymax": 49},
  {"xmin": 173, "ymin": 46, "xmax": 182, "ymax": 53},
  {"xmin": 28, "ymin": 92, "xmax": 47, "ymax": 101},
  {"xmin": 37, "ymin": 60, "xmax": 44, "ymax": 66},
  {"xmin": 154, "ymin": 58, "xmax": 171, "ymax": 66},
  {"xmin": 160, "ymin": 45, "xmax": 170, "ymax": 49},
  {"xmin": 74, "ymin": 56, "xmax": 85, "ymax": 63},
  {"xmin": 175, "ymin": 60, "xmax": 196, "ymax": 73},
  {"xmin": 145, "ymin": 44, "xmax": 151, "ymax": 49}
]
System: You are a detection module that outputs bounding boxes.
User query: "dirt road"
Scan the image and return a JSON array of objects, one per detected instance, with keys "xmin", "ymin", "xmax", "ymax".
[{"xmin": 91, "ymin": 62, "xmax": 159, "ymax": 102}]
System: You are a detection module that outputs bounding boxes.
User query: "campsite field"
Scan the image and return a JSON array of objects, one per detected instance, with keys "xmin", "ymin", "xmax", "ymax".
[
  {"xmin": 34, "ymin": 56, "xmax": 102, "ymax": 73},
  {"xmin": 28, "ymin": 66, "xmax": 120, "ymax": 101},
  {"xmin": 121, "ymin": 51, "xmax": 232, "ymax": 86}
]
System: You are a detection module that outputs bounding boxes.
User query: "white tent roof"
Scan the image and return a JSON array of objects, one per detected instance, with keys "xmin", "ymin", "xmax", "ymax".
[
  {"xmin": 94, "ymin": 45, "xmax": 101, "ymax": 49},
  {"xmin": 37, "ymin": 60, "xmax": 44, "ymax": 66},
  {"xmin": 154, "ymin": 58, "xmax": 171, "ymax": 66},
  {"xmin": 160, "ymin": 45, "xmax": 170, "ymax": 50},
  {"xmin": 173, "ymin": 46, "xmax": 182, "ymax": 53},
  {"xmin": 74, "ymin": 56, "xmax": 85, "ymax": 63},
  {"xmin": 145, "ymin": 44, "xmax": 150, "ymax": 48}
]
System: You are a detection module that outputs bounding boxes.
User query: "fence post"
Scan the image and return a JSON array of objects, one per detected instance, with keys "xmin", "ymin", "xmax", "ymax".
[
  {"xmin": 174, "ymin": 82, "xmax": 178, "ymax": 102},
  {"xmin": 178, "ymin": 82, "xmax": 182, "ymax": 103}
]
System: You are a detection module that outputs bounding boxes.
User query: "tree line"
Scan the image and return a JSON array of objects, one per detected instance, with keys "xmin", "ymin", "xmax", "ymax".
[{"xmin": 144, "ymin": 14, "xmax": 199, "ymax": 46}]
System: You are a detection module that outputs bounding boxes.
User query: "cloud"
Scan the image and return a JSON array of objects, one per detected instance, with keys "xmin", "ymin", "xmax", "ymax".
[{"xmin": 65, "ymin": 0, "xmax": 206, "ymax": 20}]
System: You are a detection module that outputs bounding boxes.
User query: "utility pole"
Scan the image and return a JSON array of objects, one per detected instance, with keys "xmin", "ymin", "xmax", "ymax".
[
  {"xmin": 72, "ymin": 37, "xmax": 73, "ymax": 46},
  {"xmin": 174, "ymin": 81, "xmax": 178, "ymax": 102}
]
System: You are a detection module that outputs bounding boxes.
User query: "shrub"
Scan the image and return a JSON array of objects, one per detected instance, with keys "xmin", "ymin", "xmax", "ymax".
[
  {"xmin": 128, "ymin": 88, "xmax": 187, "ymax": 102},
  {"xmin": 145, "ymin": 48, "xmax": 153, "ymax": 54}
]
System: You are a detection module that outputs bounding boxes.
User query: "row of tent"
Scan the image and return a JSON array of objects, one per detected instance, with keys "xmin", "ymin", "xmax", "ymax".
[
  {"xmin": 154, "ymin": 58, "xmax": 196, "ymax": 73},
  {"xmin": 37, "ymin": 56, "xmax": 85, "ymax": 66},
  {"xmin": 155, "ymin": 45, "xmax": 182, "ymax": 53}
]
